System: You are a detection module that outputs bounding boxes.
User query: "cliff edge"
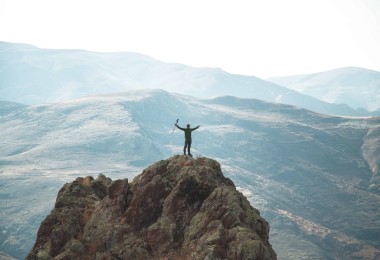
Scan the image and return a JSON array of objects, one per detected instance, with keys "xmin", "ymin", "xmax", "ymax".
[{"xmin": 28, "ymin": 155, "xmax": 276, "ymax": 259}]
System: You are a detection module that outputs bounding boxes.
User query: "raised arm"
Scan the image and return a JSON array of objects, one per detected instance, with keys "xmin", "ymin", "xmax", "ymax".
[
  {"xmin": 175, "ymin": 124, "xmax": 185, "ymax": 131},
  {"xmin": 191, "ymin": 125, "xmax": 200, "ymax": 131}
]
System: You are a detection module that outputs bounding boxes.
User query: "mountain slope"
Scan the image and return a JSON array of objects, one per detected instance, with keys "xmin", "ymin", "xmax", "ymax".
[
  {"xmin": 27, "ymin": 156, "xmax": 276, "ymax": 259},
  {"xmin": 0, "ymin": 41, "xmax": 368, "ymax": 116},
  {"xmin": 0, "ymin": 101, "xmax": 26, "ymax": 116},
  {"xmin": 268, "ymin": 67, "xmax": 380, "ymax": 112},
  {"xmin": 1, "ymin": 90, "xmax": 380, "ymax": 259}
]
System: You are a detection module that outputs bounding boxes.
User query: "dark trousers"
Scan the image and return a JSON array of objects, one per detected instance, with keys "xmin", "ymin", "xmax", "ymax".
[{"xmin": 184, "ymin": 139, "xmax": 192, "ymax": 155}]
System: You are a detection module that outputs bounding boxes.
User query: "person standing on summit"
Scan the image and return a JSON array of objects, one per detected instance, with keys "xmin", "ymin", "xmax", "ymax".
[{"xmin": 175, "ymin": 122, "xmax": 200, "ymax": 156}]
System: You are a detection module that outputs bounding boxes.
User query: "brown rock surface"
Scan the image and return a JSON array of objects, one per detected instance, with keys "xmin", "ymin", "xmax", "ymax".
[{"xmin": 27, "ymin": 155, "xmax": 276, "ymax": 259}]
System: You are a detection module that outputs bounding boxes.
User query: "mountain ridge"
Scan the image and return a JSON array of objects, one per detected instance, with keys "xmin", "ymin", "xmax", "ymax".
[
  {"xmin": 268, "ymin": 67, "xmax": 380, "ymax": 112},
  {"xmin": 0, "ymin": 41, "xmax": 372, "ymax": 116}
]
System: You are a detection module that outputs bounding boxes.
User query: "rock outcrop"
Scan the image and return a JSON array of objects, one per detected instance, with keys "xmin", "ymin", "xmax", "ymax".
[{"xmin": 27, "ymin": 155, "xmax": 276, "ymax": 259}]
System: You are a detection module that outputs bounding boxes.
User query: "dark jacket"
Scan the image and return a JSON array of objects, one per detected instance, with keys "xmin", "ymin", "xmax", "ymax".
[{"xmin": 176, "ymin": 124, "xmax": 199, "ymax": 141}]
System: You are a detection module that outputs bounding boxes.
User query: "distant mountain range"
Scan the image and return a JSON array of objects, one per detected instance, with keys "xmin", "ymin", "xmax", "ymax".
[
  {"xmin": 1, "ymin": 41, "xmax": 378, "ymax": 116},
  {"xmin": 268, "ymin": 67, "xmax": 380, "ymax": 112},
  {"xmin": 1, "ymin": 90, "xmax": 380, "ymax": 259},
  {"xmin": 1, "ymin": 41, "xmax": 380, "ymax": 259}
]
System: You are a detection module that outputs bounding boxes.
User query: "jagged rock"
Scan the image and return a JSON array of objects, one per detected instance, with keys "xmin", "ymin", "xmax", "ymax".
[{"xmin": 27, "ymin": 156, "xmax": 277, "ymax": 259}]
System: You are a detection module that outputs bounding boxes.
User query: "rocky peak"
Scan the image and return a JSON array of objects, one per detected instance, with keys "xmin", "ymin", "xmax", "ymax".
[{"xmin": 28, "ymin": 155, "xmax": 277, "ymax": 259}]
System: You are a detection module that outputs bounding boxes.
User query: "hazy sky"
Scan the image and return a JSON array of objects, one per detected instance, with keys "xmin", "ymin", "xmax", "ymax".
[{"xmin": 1, "ymin": 0, "xmax": 380, "ymax": 78}]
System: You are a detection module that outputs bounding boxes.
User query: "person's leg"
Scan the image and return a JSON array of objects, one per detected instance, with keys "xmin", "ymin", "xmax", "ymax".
[
  {"xmin": 188, "ymin": 140, "xmax": 192, "ymax": 155},
  {"xmin": 183, "ymin": 141, "xmax": 187, "ymax": 155}
]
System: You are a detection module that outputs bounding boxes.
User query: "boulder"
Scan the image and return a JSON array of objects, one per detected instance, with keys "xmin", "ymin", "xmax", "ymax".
[{"xmin": 27, "ymin": 155, "xmax": 276, "ymax": 259}]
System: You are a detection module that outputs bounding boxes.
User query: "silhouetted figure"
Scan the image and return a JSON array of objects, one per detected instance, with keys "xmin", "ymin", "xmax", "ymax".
[{"xmin": 175, "ymin": 123, "xmax": 200, "ymax": 156}]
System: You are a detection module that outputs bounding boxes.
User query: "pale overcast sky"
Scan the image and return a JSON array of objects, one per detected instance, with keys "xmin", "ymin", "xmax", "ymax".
[{"xmin": 1, "ymin": 0, "xmax": 380, "ymax": 78}]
